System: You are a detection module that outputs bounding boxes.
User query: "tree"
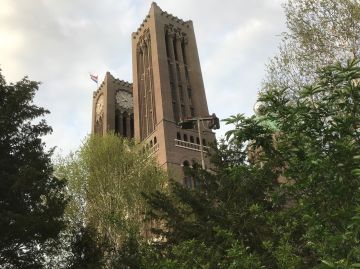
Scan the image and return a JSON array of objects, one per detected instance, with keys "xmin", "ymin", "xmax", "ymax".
[
  {"xmin": 257, "ymin": 59, "xmax": 360, "ymax": 268},
  {"xmin": 55, "ymin": 133, "xmax": 166, "ymax": 267},
  {"xmin": 0, "ymin": 71, "xmax": 67, "ymax": 268},
  {"xmin": 143, "ymin": 59, "xmax": 360, "ymax": 268},
  {"xmin": 143, "ymin": 157, "xmax": 276, "ymax": 268},
  {"xmin": 264, "ymin": 0, "xmax": 360, "ymax": 95}
]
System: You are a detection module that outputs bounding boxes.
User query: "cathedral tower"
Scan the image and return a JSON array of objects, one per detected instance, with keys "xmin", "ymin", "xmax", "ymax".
[{"xmin": 132, "ymin": 3, "xmax": 216, "ymax": 182}]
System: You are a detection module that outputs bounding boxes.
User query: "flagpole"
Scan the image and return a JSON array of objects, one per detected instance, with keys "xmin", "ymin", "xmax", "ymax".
[{"xmin": 90, "ymin": 73, "xmax": 99, "ymax": 89}]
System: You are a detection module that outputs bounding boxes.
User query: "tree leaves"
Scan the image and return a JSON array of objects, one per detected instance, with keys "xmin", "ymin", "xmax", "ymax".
[
  {"xmin": 0, "ymin": 70, "xmax": 67, "ymax": 268},
  {"xmin": 140, "ymin": 59, "xmax": 360, "ymax": 268},
  {"xmin": 55, "ymin": 134, "xmax": 166, "ymax": 266},
  {"xmin": 264, "ymin": 0, "xmax": 360, "ymax": 97}
]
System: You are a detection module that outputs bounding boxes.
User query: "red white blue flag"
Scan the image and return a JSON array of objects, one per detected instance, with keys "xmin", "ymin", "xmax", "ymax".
[{"xmin": 90, "ymin": 74, "xmax": 98, "ymax": 84}]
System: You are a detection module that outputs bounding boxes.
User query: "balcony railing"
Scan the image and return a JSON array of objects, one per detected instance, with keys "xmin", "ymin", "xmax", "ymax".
[
  {"xmin": 174, "ymin": 139, "xmax": 210, "ymax": 152},
  {"xmin": 148, "ymin": 143, "xmax": 159, "ymax": 156}
]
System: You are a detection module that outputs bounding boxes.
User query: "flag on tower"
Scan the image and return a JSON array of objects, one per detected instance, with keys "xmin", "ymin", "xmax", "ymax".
[{"xmin": 90, "ymin": 74, "xmax": 98, "ymax": 84}]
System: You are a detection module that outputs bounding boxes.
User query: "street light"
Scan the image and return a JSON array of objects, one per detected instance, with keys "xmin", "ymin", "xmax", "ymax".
[{"xmin": 178, "ymin": 113, "xmax": 220, "ymax": 169}]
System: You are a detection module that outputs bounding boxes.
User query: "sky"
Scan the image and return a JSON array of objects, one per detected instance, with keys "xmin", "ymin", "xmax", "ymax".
[{"xmin": 0, "ymin": 0, "xmax": 286, "ymax": 156}]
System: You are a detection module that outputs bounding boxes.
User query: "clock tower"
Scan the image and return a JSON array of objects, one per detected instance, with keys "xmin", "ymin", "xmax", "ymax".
[{"xmin": 92, "ymin": 72, "xmax": 134, "ymax": 138}]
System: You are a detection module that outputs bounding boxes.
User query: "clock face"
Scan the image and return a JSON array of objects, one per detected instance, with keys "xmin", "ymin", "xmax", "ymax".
[
  {"xmin": 116, "ymin": 91, "xmax": 133, "ymax": 110},
  {"xmin": 95, "ymin": 95, "xmax": 104, "ymax": 121}
]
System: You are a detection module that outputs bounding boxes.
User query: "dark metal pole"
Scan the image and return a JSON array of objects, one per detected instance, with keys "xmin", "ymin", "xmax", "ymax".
[{"xmin": 197, "ymin": 118, "xmax": 205, "ymax": 169}]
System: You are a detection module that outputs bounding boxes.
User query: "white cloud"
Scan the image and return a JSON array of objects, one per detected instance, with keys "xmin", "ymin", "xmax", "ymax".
[{"xmin": 0, "ymin": 0, "xmax": 286, "ymax": 153}]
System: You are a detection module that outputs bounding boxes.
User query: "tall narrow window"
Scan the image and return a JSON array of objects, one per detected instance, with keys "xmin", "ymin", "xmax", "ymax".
[
  {"xmin": 170, "ymin": 82, "xmax": 175, "ymax": 100},
  {"xmin": 130, "ymin": 115, "xmax": 134, "ymax": 138},
  {"xmin": 171, "ymin": 83, "xmax": 178, "ymax": 122},
  {"xmin": 181, "ymin": 105, "xmax": 185, "ymax": 118},
  {"xmin": 179, "ymin": 85, "xmax": 184, "ymax": 102},
  {"xmin": 176, "ymin": 64, "xmax": 181, "ymax": 80},
  {"xmin": 115, "ymin": 110, "xmax": 120, "ymax": 134},
  {"xmin": 181, "ymin": 41, "xmax": 187, "ymax": 65},
  {"xmin": 187, "ymin": 88, "xmax": 192, "ymax": 104},
  {"xmin": 168, "ymin": 60, "xmax": 173, "ymax": 81},
  {"xmin": 185, "ymin": 67, "xmax": 190, "ymax": 82},
  {"xmin": 165, "ymin": 33, "xmax": 170, "ymax": 58},
  {"xmin": 173, "ymin": 38, "xmax": 178, "ymax": 61}
]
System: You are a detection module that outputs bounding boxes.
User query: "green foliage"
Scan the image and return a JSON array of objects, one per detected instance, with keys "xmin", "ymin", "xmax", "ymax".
[
  {"xmin": 55, "ymin": 133, "xmax": 166, "ymax": 267},
  {"xmin": 77, "ymin": 2, "xmax": 360, "ymax": 266},
  {"xmin": 142, "ymin": 59, "xmax": 360, "ymax": 268},
  {"xmin": 68, "ymin": 226, "xmax": 106, "ymax": 269},
  {"xmin": 0, "ymin": 71, "xmax": 67, "ymax": 268},
  {"xmin": 225, "ymin": 242, "xmax": 265, "ymax": 269},
  {"xmin": 144, "ymin": 162, "xmax": 277, "ymax": 267},
  {"xmin": 264, "ymin": 0, "xmax": 360, "ymax": 95},
  {"xmin": 253, "ymin": 60, "xmax": 360, "ymax": 267}
]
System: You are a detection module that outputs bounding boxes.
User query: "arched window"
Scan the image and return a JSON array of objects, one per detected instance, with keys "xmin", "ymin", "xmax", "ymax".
[
  {"xmin": 183, "ymin": 134, "xmax": 188, "ymax": 141},
  {"xmin": 122, "ymin": 112, "xmax": 128, "ymax": 136},
  {"xmin": 130, "ymin": 114, "xmax": 134, "ymax": 138},
  {"xmin": 202, "ymin": 139, "xmax": 206, "ymax": 146},
  {"xmin": 154, "ymin": 136, "xmax": 157, "ymax": 144},
  {"xmin": 190, "ymin": 136, "xmax": 194, "ymax": 143},
  {"xmin": 196, "ymin": 137, "xmax": 200, "ymax": 144},
  {"xmin": 115, "ymin": 110, "xmax": 120, "ymax": 134},
  {"xmin": 191, "ymin": 161, "xmax": 201, "ymax": 188},
  {"xmin": 183, "ymin": 160, "xmax": 192, "ymax": 188},
  {"xmin": 177, "ymin": 132, "xmax": 181, "ymax": 140},
  {"xmin": 150, "ymin": 140, "xmax": 153, "ymax": 147}
]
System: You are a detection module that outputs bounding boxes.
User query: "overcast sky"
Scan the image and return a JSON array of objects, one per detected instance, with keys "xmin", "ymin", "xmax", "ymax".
[{"xmin": 0, "ymin": 0, "xmax": 286, "ymax": 155}]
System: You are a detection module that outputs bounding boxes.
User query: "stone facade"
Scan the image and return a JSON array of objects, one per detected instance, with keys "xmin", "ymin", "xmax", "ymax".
[{"xmin": 92, "ymin": 2, "xmax": 216, "ymax": 185}]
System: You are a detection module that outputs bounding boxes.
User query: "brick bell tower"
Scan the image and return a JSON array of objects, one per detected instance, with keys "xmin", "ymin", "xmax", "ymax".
[{"xmin": 132, "ymin": 3, "xmax": 216, "ymax": 184}]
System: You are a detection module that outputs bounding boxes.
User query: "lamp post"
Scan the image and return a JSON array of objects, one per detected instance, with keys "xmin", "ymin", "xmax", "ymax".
[
  {"xmin": 197, "ymin": 118, "xmax": 206, "ymax": 169},
  {"xmin": 178, "ymin": 113, "xmax": 220, "ymax": 169}
]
